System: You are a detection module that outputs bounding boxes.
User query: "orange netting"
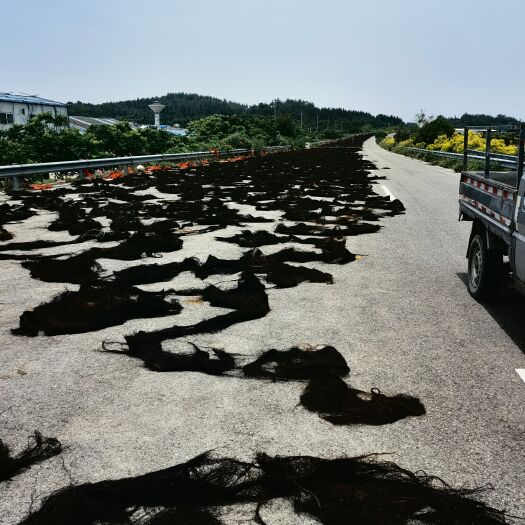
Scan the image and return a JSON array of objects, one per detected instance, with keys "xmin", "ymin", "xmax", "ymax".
[
  {"xmin": 30, "ymin": 183, "xmax": 54, "ymax": 190},
  {"xmin": 218, "ymin": 155, "xmax": 251, "ymax": 163},
  {"xmin": 177, "ymin": 161, "xmax": 195, "ymax": 170},
  {"xmin": 106, "ymin": 171, "xmax": 124, "ymax": 180}
]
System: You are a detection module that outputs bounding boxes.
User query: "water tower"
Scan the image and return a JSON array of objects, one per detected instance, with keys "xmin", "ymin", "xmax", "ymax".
[{"xmin": 148, "ymin": 101, "xmax": 165, "ymax": 128}]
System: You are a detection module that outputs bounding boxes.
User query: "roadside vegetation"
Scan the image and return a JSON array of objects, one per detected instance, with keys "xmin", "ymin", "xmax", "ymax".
[
  {"xmin": 0, "ymin": 112, "xmax": 383, "ymax": 167},
  {"xmin": 378, "ymin": 115, "xmax": 519, "ymax": 172}
]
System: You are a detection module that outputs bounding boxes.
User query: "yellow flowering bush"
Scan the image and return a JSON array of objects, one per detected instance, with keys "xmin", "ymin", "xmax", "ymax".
[
  {"xmin": 382, "ymin": 136, "xmax": 395, "ymax": 147},
  {"xmin": 425, "ymin": 131, "xmax": 517, "ymax": 155},
  {"xmin": 489, "ymin": 138, "xmax": 517, "ymax": 155}
]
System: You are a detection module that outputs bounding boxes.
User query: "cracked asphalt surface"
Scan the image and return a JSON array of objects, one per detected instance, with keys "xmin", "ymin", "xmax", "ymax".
[{"xmin": 0, "ymin": 138, "xmax": 523, "ymax": 523}]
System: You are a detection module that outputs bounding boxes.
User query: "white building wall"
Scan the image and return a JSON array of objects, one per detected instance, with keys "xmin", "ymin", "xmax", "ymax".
[{"xmin": 0, "ymin": 101, "xmax": 68, "ymax": 130}]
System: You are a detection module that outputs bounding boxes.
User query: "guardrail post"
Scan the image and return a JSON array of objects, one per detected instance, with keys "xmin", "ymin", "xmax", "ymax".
[
  {"xmin": 518, "ymin": 125, "xmax": 525, "ymax": 184},
  {"xmin": 12, "ymin": 175, "xmax": 21, "ymax": 190},
  {"xmin": 463, "ymin": 127, "xmax": 469, "ymax": 171},
  {"xmin": 484, "ymin": 127, "xmax": 492, "ymax": 177}
]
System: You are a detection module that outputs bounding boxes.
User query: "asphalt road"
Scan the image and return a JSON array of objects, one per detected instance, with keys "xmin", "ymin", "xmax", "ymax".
[
  {"xmin": 0, "ymin": 138, "xmax": 524, "ymax": 523},
  {"xmin": 356, "ymin": 138, "xmax": 525, "ymax": 513}
]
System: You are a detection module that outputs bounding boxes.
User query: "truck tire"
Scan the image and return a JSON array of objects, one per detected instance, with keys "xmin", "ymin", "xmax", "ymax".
[{"xmin": 467, "ymin": 233, "xmax": 503, "ymax": 300}]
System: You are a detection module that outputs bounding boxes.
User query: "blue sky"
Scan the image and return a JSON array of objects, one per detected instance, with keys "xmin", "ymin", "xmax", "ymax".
[{"xmin": 2, "ymin": 0, "xmax": 524, "ymax": 121}]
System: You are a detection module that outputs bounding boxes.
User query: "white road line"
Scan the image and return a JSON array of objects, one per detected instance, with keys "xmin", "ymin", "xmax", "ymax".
[
  {"xmin": 379, "ymin": 184, "xmax": 396, "ymax": 201},
  {"xmin": 516, "ymin": 369, "xmax": 525, "ymax": 384}
]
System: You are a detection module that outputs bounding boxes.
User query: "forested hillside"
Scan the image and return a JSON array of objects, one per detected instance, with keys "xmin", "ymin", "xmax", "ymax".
[
  {"xmin": 67, "ymin": 92, "xmax": 403, "ymax": 130},
  {"xmin": 68, "ymin": 93, "xmax": 246, "ymax": 126},
  {"xmin": 448, "ymin": 113, "xmax": 521, "ymax": 127}
]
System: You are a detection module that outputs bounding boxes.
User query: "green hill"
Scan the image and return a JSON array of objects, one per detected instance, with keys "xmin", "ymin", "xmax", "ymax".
[{"xmin": 67, "ymin": 92, "xmax": 403, "ymax": 131}]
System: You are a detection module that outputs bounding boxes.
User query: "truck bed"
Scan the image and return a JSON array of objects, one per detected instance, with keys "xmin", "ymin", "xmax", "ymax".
[
  {"xmin": 459, "ymin": 170, "xmax": 518, "ymax": 245},
  {"xmin": 466, "ymin": 171, "xmax": 518, "ymax": 187}
]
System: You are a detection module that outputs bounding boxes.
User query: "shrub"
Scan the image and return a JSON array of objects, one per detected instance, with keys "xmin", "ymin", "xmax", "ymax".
[
  {"xmin": 221, "ymin": 131, "xmax": 253, "ymax": 149},
  {"xmin": 381, "ymin": 136, "xmax": 395, "ymax": 148},
  {"xmin": 425, "ymin": 131, "xmax": 518, "ymax": 155},
  {"xmin": 415, "ymin": 116, "xmax": 454, "ymax": 145},
  {"xmin": 394, "ymin": 127, "xmax": 412, "ymax": 142}
]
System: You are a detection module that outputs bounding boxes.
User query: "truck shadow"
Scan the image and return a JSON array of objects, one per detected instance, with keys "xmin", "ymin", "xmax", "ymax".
[{"xmin": 457, "ymin": 272, "xmax": 525, "ymax": 354}]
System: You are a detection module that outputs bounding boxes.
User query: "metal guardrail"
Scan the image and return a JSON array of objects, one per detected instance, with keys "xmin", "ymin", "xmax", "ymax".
[
  {"xmin": 400, "ymin": 125, "xmax": 525, "ymax": 184},
  {"xmin": 306, "ymin": 139, "xmax": 335, "ymax": 148},
  {"xmin": 403, "ymin": 147, "xmax": 521, "ymax": 169},
  {"xmin": 0, "ymin": 146, "xmax": 290, "ymax": 189},
  {"xmin": 466, "ymin": 149, "xmax": 518, "ymax": 162},
  {"xmin": 306, "ymin": 133, "xmax": 370, "ymax": 149}
]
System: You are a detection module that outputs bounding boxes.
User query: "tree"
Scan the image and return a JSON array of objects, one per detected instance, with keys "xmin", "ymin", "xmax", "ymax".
[
  {"xmin": 415, "ymin": 116, "xmax": 455, "ymax": 145},
  {"xmin": 275, "ymin": 114, "xmax": 298, "ymax": 138},
  {"xmin": 414, "ymin": 109, "xmax": 433, "ymax": 128},
  {"xmin": 393, "ymin": 126, "xmax": 412, "ymax": 142}
]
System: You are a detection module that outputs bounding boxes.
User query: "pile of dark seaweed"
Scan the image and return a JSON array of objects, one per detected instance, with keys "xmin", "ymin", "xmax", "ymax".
[
  {"xmin": 0, "ymin": 431, "xmax": 62, "ymax": 483},
  {"xmin": 20, "ymin": 451, "xmax": 507, "ymax": 524},
  {"xmin": 2, "ymin": 135, "xmax": 399, "ymax": 336}
]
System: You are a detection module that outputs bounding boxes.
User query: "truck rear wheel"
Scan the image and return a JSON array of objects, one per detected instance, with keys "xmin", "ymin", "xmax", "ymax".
[{"xmin": 468, "ymin": 233, "xmax": 503, "ymax": 300}]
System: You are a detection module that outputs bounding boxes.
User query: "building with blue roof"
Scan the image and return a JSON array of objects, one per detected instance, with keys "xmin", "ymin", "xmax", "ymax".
[{"xmin": 0, "ymin": 92, "xmax": 68, "ymax": 129}]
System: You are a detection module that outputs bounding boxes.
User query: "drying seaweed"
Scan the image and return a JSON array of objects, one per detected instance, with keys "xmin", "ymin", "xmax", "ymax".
[
  {"xmin": 195, "ymin": 249, "xmax": 334, "ymax": 288},
  {"xmin": 0, "ymin": 253, "xmax": 44, "ymax": 261},
  {"xmin": 115, "ymin": 257, "xmax": 199, "ymax": 285},
  {"xmin": 0, "ymin": 431, "xmax": 62, "ymax": 483},
  {"xmin": 262, "ymin": 245, "xmax": 356, "ymax": 265},
  {"xmin": 237, "ymin": 214, "xmax": 273, "ymax": 223},
  {"xmin": 20, "ymin": 451, "xmax": 508, "ymax": 525},
  {"xmin": 243, "ymin": 346, "xmax": 350, "ymax": 380},
  {"xmin": 104, "ymin": 341, "xmax": 235, "ymax": 375},
  {"xmin": 300, "ymin": 374, "xmax": 426, "ymax": 425},
  {"xmin": 215, "ymin": 230, "xmax": 357, "ymax": 254},
  {"xmin": 127, "ymin": 508, "xmax": 223, "ymax": 524},
  {"xmin": 0, "ymin": 226, "xmax": 13, "ymax": 241},
  {"xmin": 365, "ymin": 196, "xmax": 406, "ymax": 215},
  {"xmin": 0, "ymin": 202, "xmax": 35, "ymax": 223},
  {"xmin": 255, "ymin": 453, "xmax": 508, "ymax": 525},
  {"xmin": 3, "ymin": 136, "xmax": 398, "ymax": 298},
  {"xmin": 216, "ymin": 230, "xmax": 291, "ymax": 247},
  {"xmin": 47, "ymin": 203, "xmax": 92, "ymax": 234},
  {"xmin": 265, "ymin": 262, "xmax": 332, "ymax": 288},
  {"xmin": 389, "ymin": 198, "xmax": 406, "ymax": 215},
  {"xmin": 22, "ymin": 254, "xmax": 102, "ymax": 284},
  {"xmin": 121, "ymin": 274, "xmax": 270, "ymax": 369},
  {"xmin": 199, "ymin": 272, "xmax": 269, "ymax": 310},
  {"xmin": 0, "ymin": 239, "xmax": 80, "ymax": 252},
  {"xmin": 63, "ymin": 218, "xmax": 103, "ymax": 237},
  {"xmin": 275, "ymin": 222, "xmax": 380, "ymax": 237},
  {"xmin": 97, "ymin": 230, "xmax": 183, "ymax": 260},
  {"xmin": 13, "ymin": 281, "xmax": 181, "ymax": 336},
  {"xmin": 110, "ymin": 216, "xmax": 143, "ymax": 233}
]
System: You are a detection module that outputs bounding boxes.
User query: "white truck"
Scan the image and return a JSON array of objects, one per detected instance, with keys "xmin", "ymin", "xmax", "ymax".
[{"xmin": 459, "ymin": 126, "xmax": 525, "ymax": 299}]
